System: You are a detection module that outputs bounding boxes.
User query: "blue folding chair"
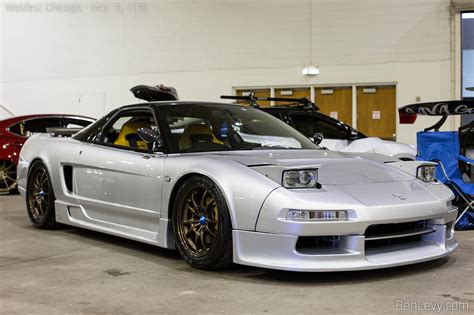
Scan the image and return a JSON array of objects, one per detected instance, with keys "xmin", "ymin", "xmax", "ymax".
[{"xmin": 417, "ymin": 131, "xmax": 474, "ymax": 229}]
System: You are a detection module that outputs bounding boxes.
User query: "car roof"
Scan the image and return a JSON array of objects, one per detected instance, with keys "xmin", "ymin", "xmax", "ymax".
[
  {"xmin": 0, "ymin": 114, "xmax": 96, "ymax": 126},
  {"xmin": 261, "ymin": 106, "xmax": 330, "ymax": 119},
  {"xmin": 117, "ymin": 101, "xmax": 249, "ymax": 111}
]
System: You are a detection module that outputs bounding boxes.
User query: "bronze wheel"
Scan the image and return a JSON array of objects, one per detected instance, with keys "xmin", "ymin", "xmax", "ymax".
[
  {"xmin": 26, "ymin": 162, "xmax": 56, "ymax": 229},
  {"xmin": 176, "ymin": 187, "xmax": 219, "ymax": 257},
  {"xmin": 173, "ymin": 176, "xmax": 233, "ymax": 270},
  {"xmin": 28, "ymin": 168, "xmax": 50, "ymax": 221},
  {"xmin": 0, "ymin": 161, "xmax": 17, "ymax": 194}
]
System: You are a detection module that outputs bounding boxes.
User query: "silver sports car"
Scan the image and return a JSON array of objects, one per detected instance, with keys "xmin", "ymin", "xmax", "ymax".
[{"xmin": 17, "ymin": 101, "xmax": 458, "ymax": 271}]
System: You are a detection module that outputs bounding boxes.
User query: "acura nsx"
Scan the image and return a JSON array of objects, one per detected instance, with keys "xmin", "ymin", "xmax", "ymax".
[{"xmin": 17, "ymin": 101, "xmax": 458, "ymax": 271}]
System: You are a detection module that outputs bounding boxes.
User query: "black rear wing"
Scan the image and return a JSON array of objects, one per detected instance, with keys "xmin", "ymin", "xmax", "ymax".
[
  {"xmin": 131, "ymin": 84, "xmax": 179, "ymax": 102},
  {"xmin": 398, "ymin": 100, "xmax": 474, "ymax": 131},
  {"xmin": 220, "ymin": 94, "xmax": 319, "ymax": 111}
]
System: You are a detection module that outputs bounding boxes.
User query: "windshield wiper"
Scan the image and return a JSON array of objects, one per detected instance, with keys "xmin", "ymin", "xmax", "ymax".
[{"xmin": 252, "ymin": 145, "xmax": 294, "ymax": 150}]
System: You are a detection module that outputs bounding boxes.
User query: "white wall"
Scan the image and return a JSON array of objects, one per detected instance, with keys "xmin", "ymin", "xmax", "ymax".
[{"xmin": 0, "ymin": 0, "xmax": 455, "ymax": 145}]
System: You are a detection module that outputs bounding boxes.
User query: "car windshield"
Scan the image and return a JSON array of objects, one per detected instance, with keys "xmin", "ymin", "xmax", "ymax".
[
  {"xmin": 0, "ymin": 105, "xmax": 14, "ymax": 120},
  {"xmin": 160, "ymin": 103, "xmax": 320, "ymax": 153}
]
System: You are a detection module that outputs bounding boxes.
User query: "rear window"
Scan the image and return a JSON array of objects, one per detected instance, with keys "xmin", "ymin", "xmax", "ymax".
[
  {"xmin": 24, "ymin": 118, "xmax": 63, "ymax": 133},
  {"xmin": 8, "ymin": 121, "xmax": 25, "ymax": 136}
]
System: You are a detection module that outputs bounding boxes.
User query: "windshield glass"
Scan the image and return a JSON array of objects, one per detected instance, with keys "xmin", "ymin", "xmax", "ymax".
[
  {"xmin": 0, "ymin": 105, "xmax": 14, "ymax": 120},
  {"xmin": 160, "ymin": 103, "xmax": 320, "ymax": 153}
]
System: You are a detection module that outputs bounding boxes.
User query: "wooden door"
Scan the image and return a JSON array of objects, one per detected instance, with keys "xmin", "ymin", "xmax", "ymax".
[
  {"xmin": 274, "ymin": 88, "xmax": 310, "ymax": 106},
  {"xmin": 356, "ymin": 86, "xmax": 396, "ymax": 140},
  {"xmin": 315, "ymin": 87, "xmax": 352, "ymax": 125},
  {"xmin": 236, "ymin": 89, "xmax": 271, "ymax": 107}
]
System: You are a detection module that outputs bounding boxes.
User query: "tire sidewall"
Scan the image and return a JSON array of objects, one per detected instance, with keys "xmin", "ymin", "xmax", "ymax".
[
  {"xmin": 26, "ymin": 161, "xmax": 56, "ymax": 228},
  {"xmin": 172, "ymin": 176, "xmax": 232, "ymax": 269}
]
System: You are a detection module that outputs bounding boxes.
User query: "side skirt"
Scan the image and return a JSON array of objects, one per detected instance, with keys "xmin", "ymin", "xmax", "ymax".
[{"xmin": 54, "ymin": 200, "xmax": 175, "ymax": 249}]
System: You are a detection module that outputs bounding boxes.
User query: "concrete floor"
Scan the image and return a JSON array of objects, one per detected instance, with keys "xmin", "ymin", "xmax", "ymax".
[{"xmin": 1, "ymin": 195, "xmax": 473, "ymax": 314}]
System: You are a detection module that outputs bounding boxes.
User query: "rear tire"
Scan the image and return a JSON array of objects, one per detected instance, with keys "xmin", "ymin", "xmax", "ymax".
[
  {"xmin": 172, "ymin": 175, "xmax": 233, "ymax": 270},
  {"xmin": 26, "ymin": 161, "xmax": 57, "ymax": 229}
]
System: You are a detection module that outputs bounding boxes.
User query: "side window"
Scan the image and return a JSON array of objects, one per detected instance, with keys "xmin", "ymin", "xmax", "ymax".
[
  {"xmin": 8, "ymin": 121, "xmax": 26, "ymax": 136},
  {"xmin": 289, "ymin": 114, "xmax": 349, "ymax": 140},
  {"xmin": 24, "ymin": 118, "xmax": 63, "ymax": 134},
  {"xmin": 99, "ymin": 110, "xmax": 158, "ymax": 151}
]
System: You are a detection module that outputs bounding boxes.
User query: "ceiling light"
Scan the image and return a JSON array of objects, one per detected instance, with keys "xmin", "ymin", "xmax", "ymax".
[{"xmin": 302, "ymin": 66, "xmax": 319, "ymax": 76}]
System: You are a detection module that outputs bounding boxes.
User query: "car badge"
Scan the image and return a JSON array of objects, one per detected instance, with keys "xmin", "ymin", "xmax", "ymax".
[{"xmin": 392, "ymin": 193, "xmax": 406, "ymax": 200}]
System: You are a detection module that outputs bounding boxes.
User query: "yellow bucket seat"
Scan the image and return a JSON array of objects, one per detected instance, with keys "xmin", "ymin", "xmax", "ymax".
[
  {"xmin": 114, "ymin": 120, "xmax": 151, "ymax": 149},
  {"xmin": 179, "ymin": 124, "xmax": 223, "ymax": 151}
]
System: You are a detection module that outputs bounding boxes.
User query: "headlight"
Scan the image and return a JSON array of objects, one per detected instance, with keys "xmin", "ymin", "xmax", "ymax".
[
  {"xmin": 282, "ymin": 169, "xmax": 318, "ymax": 188},
  {"xmin": 287, "ymin": 210, "xmax": 348, "ymax": 221},
  {"xmin": 417, "ymin": 165, "xmax": 437, "ymax": 182}
]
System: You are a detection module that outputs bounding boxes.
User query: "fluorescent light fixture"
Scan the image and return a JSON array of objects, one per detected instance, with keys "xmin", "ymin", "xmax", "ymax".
[
  {"xmin": 363, "ymin": 88, "xmax": 376, "ymax": 94},
  {"xmin": 462, "ymin": 12, "xmax": 474, "ymax": 19},
  {"xmin": 280, "ymin": 90, "xmax": 294, "ymax": 96},
  {"xmin": 302, "ymin": 66, "xmax": 320, "ymax": 76}
]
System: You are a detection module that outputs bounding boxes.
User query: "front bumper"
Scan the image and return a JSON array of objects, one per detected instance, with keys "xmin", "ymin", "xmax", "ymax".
[
  {"xmin": 233, "ymin": 221, "xmax": 458, "ymax": 272},
  {"xmin": 232, "ymin": 180, "xmax": 459, "ymax": 271}
]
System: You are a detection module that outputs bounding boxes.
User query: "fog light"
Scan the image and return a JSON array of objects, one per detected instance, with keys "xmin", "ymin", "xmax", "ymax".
[
  {"xmin": 417, "ymin": 165, "xmax": 437, "ymax": 182},
  {"xmin": 287, "ymin": 210, "xmax": 348, "ymax": 221}
]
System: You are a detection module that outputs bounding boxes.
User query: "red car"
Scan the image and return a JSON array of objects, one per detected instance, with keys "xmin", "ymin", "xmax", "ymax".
[{"xmin": 0, "ymin": 114, "xmax": 95, "ymax": 194}]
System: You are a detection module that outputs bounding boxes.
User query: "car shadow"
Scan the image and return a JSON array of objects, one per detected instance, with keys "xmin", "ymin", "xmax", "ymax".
[
  {"xmin": 61, "ymin": 226, "xmax": 181, "ymax": 259},
  {"xmin": 214, "ymin": 257, "xmax": 456, "ymax": 286}
]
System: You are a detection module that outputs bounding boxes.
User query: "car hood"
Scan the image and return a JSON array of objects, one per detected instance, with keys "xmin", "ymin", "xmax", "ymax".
[{"xmin": 210, "ymin": 149, "xmax": 414, "ymax": 185}]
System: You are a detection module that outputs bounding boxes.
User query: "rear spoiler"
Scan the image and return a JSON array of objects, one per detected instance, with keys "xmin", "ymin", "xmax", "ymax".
[
  {"xmin": 131, "ymin": 84, "xmax": 179, "ymax": 102},
  {"xmin": 398, "ymin": 99, "xmax": 474, "ymax": 131},
  {"xmin": 220, "ymin": 94, "xmax": 319, "ymax": 111}
]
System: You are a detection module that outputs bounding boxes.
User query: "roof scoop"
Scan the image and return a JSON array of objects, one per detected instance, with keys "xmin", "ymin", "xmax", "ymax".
[{"xmin": 131, "ymin": 84, "xmax": 179, "ymax": 101}]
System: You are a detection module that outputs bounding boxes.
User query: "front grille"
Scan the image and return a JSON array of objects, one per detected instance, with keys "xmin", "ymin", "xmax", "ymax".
[
  {"xmin": 364, "ymin": 220, "xmax": 434, "ymax": 249},
  {"xmin": 365, "ymin": 234, "xmax": 422, "ymax": 249},
  {"xmin": 296, "ymin": 235, "xmax": 341, "ymax": 250}
]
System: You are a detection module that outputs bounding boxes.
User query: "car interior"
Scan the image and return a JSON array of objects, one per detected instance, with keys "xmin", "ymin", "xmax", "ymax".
[{"xmin": 101, "ymin": 113, "xmax": 156, "ymax": 150}]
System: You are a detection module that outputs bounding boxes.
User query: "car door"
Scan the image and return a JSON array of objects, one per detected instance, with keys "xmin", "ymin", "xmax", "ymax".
[
  {"xmin": 73, "ymin": 107, "xmax": 166, "ymax": 234},
  {"xmin": 288, "ymin": 112, "xmax": 351, "ymax": 150}
]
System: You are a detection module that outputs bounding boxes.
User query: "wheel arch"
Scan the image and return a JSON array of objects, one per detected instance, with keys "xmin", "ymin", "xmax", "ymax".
[
  {"xmin": 167, "ymin": 172, "xmax": 206, "ymax": 221},
  {"xmin": 162, "ymin": 156, "xmax": 280, "ymax": 232}
]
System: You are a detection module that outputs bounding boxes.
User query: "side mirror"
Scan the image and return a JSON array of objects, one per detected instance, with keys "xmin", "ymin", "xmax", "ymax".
[
  {"xmin": 349, "ymin": 128, "xmax": 359, "ymax": 140},
  {"xmin": 312, "ymin": 132, "xmax": 324, "ymax": 145},
  {"xmin": 137, "ymin": 128, "xmax": 163, "ymax": 149}
]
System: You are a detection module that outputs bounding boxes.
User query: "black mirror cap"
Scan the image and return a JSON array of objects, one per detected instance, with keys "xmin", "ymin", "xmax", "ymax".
[
  {"xmin": 137, "ymin": 128, "xmax": 163, "ymax": 147},
  {"xmin": 312, "ymin": 132, "xmax": 324, "ymax": 145}
]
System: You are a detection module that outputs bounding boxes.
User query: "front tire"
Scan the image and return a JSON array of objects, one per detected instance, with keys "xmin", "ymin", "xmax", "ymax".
[
  {"xmin": 26, "ymin": 161, "xmax": 57, "ymax": 229},
  {"xmin": 172, "ymin": 175, "xmax": 233, "ymax": 270}
]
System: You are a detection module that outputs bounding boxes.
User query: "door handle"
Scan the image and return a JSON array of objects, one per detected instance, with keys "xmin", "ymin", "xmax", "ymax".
[{"xmin": 13, "ymin": 141, "xmax": 23, "ymax": 147}]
